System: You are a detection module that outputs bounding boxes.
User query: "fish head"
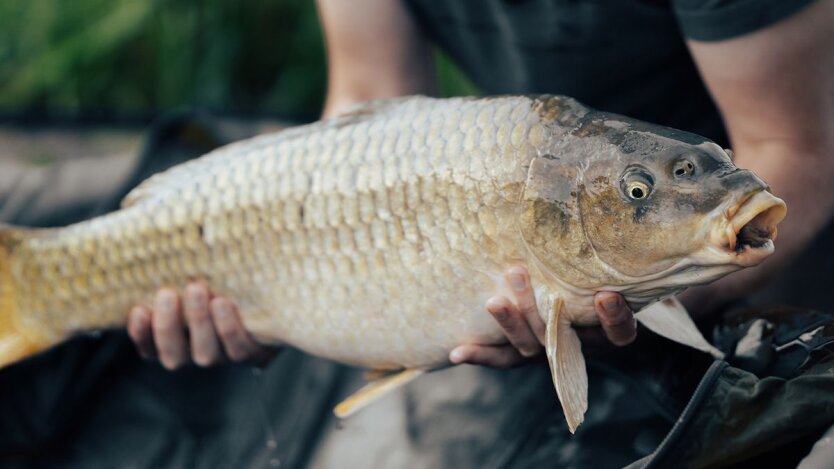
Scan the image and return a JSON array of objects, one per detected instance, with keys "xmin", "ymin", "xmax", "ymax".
[{"xmin": 521, "ymin": 112, "xmax": 786, "ymax": 300}]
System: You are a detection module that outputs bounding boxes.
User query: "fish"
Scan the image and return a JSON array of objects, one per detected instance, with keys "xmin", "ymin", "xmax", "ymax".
[{"xmin": 0, "ymin": 95, "xmax": 786, "ymax": 432}]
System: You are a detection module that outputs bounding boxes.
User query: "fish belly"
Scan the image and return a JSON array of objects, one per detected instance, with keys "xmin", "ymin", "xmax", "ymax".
[{"xmin": 10, "ymin": 96, "xmax": 561, "ymax": 369}]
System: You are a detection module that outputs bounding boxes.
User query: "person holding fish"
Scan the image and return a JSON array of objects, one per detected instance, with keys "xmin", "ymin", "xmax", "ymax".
[
  {"xmin": 112, "ymin": 0, "xmax": 833, "ymax": 464},
  {"xmin": 126, "ymin": 0, "xmax": 833, "ymax": 373},
  {"xmin": 1, "ymin": 0, "xmax": 831, "ymax": 467}
]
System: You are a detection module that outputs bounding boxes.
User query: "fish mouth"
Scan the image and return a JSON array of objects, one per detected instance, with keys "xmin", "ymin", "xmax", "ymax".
[{"xmin": 720, "ymin": 190, "xmax": 787, "ymax": 264}]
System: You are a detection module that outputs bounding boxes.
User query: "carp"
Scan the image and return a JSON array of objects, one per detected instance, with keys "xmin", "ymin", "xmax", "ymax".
[{"xmin": 0, "ymin": 95, "xmax": 785, "ymax": 432}]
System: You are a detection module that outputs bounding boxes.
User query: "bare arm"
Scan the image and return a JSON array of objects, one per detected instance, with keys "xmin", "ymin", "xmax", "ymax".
[
  {"xmin": 680, "ymin": 0, "xmax": 834, "ymax": 313},
  {"xmin": 317, "ymin": 0, "xmax": 435, "ymax": 117}
]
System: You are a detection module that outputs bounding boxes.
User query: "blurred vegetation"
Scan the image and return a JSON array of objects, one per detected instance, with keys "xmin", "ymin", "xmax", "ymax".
[{"xmin": 0, "ymin": 0, "xmax": 478, "ymax": 122}]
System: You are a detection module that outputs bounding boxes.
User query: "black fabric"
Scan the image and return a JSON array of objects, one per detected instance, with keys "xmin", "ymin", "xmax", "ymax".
[
  {"xmin": 0, "ymin": 337, "xmax": 347, "ymax": 468},
  {"xmin": 632, "ymin": 306, "xmax": 834, "ymax": 468},
  {"xmin": 672, "ymin": 0, "xmax": 819, "ymax": 41},
  {"xmin": 406, "ymin": 0, "xmax": 816, "ymax": 147}
]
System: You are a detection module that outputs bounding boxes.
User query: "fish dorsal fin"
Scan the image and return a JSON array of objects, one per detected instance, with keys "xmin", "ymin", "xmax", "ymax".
[
  {"xmin": 121, "ymin": 171, "xmax": 173, "ymax": 208},
  {"xmin": 332, "ymin": 96, "xmax": 418, "ymax": 122},
  {"xmin": 545, "ymin": 296, "xmax": 588, "ymax": 433},
  {"xmin": 334, "ymin": 368, "xmax": 427, "ymax": 418},
  {"xmin": 635, "ymin": 297, "xmax": 724, "ymax": 359}
]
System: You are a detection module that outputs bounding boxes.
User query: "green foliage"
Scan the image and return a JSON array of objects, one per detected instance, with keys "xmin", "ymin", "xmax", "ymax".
[
  {"xmin": 435, "ymin": 50, "xmax": 480, "ymax": 98},
  {"xmin": 0, "ymin": 0, "xmax": 477, "ymax": 119}
]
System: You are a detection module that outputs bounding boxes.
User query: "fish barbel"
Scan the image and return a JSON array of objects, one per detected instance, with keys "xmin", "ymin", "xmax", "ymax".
[{"xmin": 0, "ymin": 95, "xmax": 786, "ymax": 431}]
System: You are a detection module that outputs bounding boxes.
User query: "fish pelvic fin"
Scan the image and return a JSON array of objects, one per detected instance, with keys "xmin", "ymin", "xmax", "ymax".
[
  {"xmin": 0, "ymin": 225, "xmax": 48, "ymax": 369},
  {"xmin": 635, "ymin": 296, "xmax": 724, "ymax": 359},
  {"xmin": 334, "ymin": 368, "xmax": 427, "ymax": 419},
  {"xmin": 545, "ymin": 296, "xmax": 588, "ymax": 434}
]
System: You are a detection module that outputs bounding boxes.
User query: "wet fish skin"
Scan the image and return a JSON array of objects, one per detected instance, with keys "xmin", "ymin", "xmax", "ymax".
[{"xmin": 2, "ymin": 95, "xmax": 569, "ymax": 368}]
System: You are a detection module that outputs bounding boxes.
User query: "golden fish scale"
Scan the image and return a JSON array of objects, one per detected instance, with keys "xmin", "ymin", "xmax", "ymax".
[{"xmin": 10, "ymin": 96, "xmax": 564, "ymax": 369}]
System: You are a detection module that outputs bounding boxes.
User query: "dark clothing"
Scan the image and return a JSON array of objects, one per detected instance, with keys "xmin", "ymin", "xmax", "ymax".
[{"xmin": 406, "ymin": 0, "xmax": 816, "ymax": 146}]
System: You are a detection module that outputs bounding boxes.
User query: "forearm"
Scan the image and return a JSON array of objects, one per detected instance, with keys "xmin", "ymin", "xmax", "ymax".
[
  {"xmin": 680, "ymin": 0, "xmax": 834, "ymax": 312},
  {"xmin": 317, "ymin": 0, "xmax": 435, "ymax": 119}
]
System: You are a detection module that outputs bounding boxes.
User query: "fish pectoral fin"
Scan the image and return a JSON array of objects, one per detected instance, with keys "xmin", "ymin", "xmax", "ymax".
[
  {"xmin": 334, "ymin": 368, "xmax": 427, "ymax": 418},
  {"xmin": 362, "ymin": 369, "xmax": 394, "ymax": 381},
  {"xmin": 635, "ymin": 296, "xmax": 724, "ymax": 359},
  {"xmin": 545, "ymin": 297, "xmax": 588, "ymax": 434}
]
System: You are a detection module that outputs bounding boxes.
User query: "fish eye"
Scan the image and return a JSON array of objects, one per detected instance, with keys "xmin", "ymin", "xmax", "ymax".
[
  {"xmin": 673, "ymin": 159, "xmax": 695, "ymax": 178},
  {"xmin": 626, "ymin": 181, "xmax": 650, "ymax": 200},
  {"xmin": 620, "ymin": 166, "xmax": 654, "ymax": 201}
]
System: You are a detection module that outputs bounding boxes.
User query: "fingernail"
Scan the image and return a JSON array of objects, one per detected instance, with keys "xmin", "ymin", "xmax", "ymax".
[
  {"xmin": 602, "ymin": 296, "xmax": 620, "ymax": 314},
  {"xmin": 449, "ymin": 348, "xmax": 466, "ymax": 364},
  {"xmin": 187, "ymin": 289, "xmax": 206, "ymax": 310},
  {"xmin": 509, "ymin": 272, "xmax": 526, "ymax": 291},
  {"xmin": 159, "ymin": 291, "xmax": 176, "ymax": 312},
  {"xmin": 520, "ymin": 347, "xmax": 539, "ymax": 358},
  {"xmin": 130, "ymin": 312, "xmax": 144, "ymax": 330},
  {"xmin": 213, "ymin": 300, "xmax": 230, "ymax": 317}
]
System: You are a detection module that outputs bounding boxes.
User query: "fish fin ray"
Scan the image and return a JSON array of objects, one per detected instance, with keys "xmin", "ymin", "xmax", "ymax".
[
  {"xmin": 334, "ymin": 368, "xmax": 427, "ymax": 418},
  {"xmin": 545, "ymin": 296, "xmax": 588, "ymax": 433},
  {"xmin": 0, "ymin": 225, "xmax": 48, "ymax": 368},
  {"xmin": 121, "ymin": 180, "xmax": 157, "ymax": 208},
  {"xmin": 362, "ymin": 369, "xmax": 402, "ymax": 381},
  {"xmin": 329, "ymin": 96, "xmax": 422, "ymax": 124},
  {"xmin": 635, "ymin": 296, "xmax": 724, "ymax": 359}
]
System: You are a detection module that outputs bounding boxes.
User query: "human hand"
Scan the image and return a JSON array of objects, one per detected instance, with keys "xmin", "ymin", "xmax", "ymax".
[
  {"xmin": 449, "ymin": 266, "xmax": 636, "ymax": 368},
  {"xmin": 127, "ymin": 282, "xmax": 277, "ymax": 370}
]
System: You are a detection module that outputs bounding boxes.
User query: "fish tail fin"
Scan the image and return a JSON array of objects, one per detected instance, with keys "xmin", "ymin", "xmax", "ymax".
[{"xmin": 0, "ymin": 225, "xmax": 47, "ymax": 368}]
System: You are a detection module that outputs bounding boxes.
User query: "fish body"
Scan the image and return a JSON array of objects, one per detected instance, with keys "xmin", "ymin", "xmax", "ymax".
[{"xmin": 0, "ymin": 95, "xmax": 786, "ymax": 431}]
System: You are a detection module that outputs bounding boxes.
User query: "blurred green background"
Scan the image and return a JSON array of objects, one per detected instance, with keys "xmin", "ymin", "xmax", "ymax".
[{"xmin": 0, "ymin": 0, "xmax": 478, "ymax": 122}]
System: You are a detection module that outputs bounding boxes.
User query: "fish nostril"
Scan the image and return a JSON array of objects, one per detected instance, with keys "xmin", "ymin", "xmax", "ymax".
[{"xmin": 673, "ymin": 159, "xmax": 695, "ymax": 178}]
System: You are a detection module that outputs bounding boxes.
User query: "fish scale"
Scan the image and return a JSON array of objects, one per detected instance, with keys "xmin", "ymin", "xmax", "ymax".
[{"xmin": 6, "ymin": 95, "xmax": 545, "ymax": 369}]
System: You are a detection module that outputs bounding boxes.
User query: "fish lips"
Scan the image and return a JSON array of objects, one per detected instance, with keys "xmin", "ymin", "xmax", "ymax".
[{"xmin": 717, "ymin": 190, "xmax": 787, "ymax": 267}]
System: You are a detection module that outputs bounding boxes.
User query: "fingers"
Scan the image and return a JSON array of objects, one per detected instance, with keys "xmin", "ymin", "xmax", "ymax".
[
  {"xmin": 127, "ymin": 305, "xmax": 156, "ymax": 359},
  {"xmin": 210, "ymin": 297, "xmax": 262, "ymax": 362},
  {"xmin": 485, "ymin": 296, "xmax": 541, "ymax": 358},
  {"xmin": 463, "ymin": 265, "xmax": 546, "ymax": 370},
  {"xmin": 505, "ymin": 266, "xmax": 546, "ymax": 344},
  {"xmin": 183, "ymin": 283, "xmax": 224, "ymax": 367},
  {"xmin": 152, "ymin": 288, "xmax": 191, "ymax": 370},
  {"xmin": 593, "ymin": 292, "xmax": 637, "ymax": 346},
  {"xmin": 449, "ymin": 344, "xmax": 527, "ymax": 369},
  {"xmin": 128, "ymin": 283, "xmax": 275, "ymax": 369}
]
